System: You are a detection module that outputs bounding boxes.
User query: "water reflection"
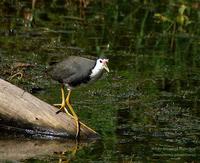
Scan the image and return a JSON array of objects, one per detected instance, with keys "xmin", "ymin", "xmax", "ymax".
[{"xmin": 0, "ymin": 137, "xmax": 94, "ymax": 162}]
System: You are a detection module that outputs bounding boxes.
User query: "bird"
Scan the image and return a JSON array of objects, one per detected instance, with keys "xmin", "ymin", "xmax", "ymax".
[{"xmin": 48, "ymin": 56, "xmax": 109, "ymax": 138}]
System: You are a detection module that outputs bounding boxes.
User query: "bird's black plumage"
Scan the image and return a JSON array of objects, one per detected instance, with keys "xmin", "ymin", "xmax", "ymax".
[{"xmin": 48, "ymin": 56, "xmax": 96, "ymax": 88}]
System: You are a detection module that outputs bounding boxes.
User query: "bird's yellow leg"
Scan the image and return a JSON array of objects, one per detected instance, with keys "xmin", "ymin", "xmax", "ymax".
[
  {"xmin": 54, "ymin": 85, "xmax": 70, "ymax": 116},
  {"xmin": 66, "ymin": 90, "xmax": 80, "ymax": 138}
]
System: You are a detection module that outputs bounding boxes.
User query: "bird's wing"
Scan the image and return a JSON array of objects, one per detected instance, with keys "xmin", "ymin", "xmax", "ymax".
[
  {"xmin": 48, "ymin": 57, "xmax": 77, "ymax": 83},
  {"xmin": 48, "ymin": 56, "xmax": 96, "ymax": 84},
  {"xmin": 63, "ymin": 56, "xmax": 96, "ymax": 84}
]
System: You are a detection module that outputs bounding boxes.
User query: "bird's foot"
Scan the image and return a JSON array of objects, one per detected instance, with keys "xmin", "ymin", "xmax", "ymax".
[
  {"xmin": 54, "ymin": 104, "xmax": 80, "ymax": 138},
  {"xmin": 53, "ymin": 103, "xmax": 71, "ymax": 116},
  {"xmin": 74, "ymin": 117, "xmax": 80, "ymax": 138}
]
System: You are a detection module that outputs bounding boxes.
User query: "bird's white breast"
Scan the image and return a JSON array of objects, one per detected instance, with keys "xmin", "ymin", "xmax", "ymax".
[{"xmin": 90, "ymin": 65, "xmax": 103, "ymax": 81}]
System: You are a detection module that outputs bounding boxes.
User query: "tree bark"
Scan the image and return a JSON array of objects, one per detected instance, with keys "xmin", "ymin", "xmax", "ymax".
[{"xmin": 0, "ymin": 79, "xmax": 99, "ymax": 139}]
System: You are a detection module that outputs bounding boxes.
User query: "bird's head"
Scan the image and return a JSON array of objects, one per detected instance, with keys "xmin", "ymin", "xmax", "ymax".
[{"xmin": 96, "ymin": 58, "xmax": 109, "ymax": 72}]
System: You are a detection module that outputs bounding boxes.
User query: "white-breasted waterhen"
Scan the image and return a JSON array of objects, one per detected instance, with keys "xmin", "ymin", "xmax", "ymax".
[{"xmin": 48, "ymin": 56, "xmax": 109, "ymax": 138}]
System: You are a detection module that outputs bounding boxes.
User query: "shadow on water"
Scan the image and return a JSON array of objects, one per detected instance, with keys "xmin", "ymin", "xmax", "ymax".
[{"xmin": 0, "ymin": 0, "xmax": 200, "ymax": 162}]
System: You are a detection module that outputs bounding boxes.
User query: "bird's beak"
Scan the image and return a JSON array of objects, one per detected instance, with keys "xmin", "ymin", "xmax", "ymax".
[
  {"xmin": 103, "ymin": 59, "xmax": 109, "ymax": 72},
  {"xmin": 103, "ymin": 64, "xmax": 109, "ymax": 72}
]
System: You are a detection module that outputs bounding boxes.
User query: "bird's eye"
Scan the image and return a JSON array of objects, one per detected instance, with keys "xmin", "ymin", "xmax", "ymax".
[{"xmin": 100, "ymin": 60, "xmax": 102, "ymax": 63}]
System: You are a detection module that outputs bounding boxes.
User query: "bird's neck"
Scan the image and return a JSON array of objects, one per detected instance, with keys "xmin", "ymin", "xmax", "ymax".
[{"xmin": 90, "ymin": 66, "xmax": 103, "ymax": 80}]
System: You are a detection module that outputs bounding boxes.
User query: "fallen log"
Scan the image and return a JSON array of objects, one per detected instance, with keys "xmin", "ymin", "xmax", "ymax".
[{"xmin": 0, "ymin": 78, "xmax": 99, "ymax": 139}]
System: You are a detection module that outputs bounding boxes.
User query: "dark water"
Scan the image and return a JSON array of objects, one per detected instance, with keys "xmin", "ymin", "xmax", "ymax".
[{"xmin": 0, "ymin": 1, "xmax": 200, "ymax": 162}]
